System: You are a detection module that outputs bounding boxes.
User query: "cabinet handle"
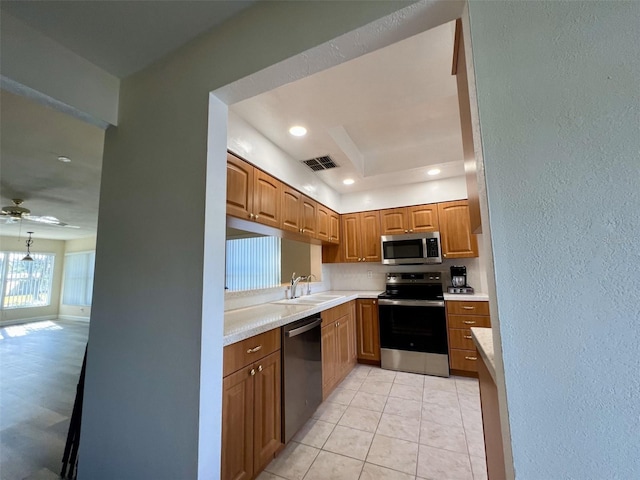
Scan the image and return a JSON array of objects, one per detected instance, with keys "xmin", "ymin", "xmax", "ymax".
[
  {"xmin": 373, "ymin": 300, "xmax": 376, "ymax": 305},
  {"xmin": 443, "ymin": 253, "xmax": 447, "ymax": 257},
  {"xmin": 302, "ymin": 228, "xmax": 306, "ymax": 233},
  {"xmin": 255, "ymin": 215, "xmax": 259, "ymax": 220},
  {"xmin": 463, "ymin": 320, "xmax": 476, "ymax": 325},
  {"xmin": 464, "ymin": 335, "xmax": 473, "ymax": 339},
  {"xmin": 250, "ymin": 368, "xmax": 256, "ymax": 376},
  {"xmin": 249, "ymin": 213, "xmax": 255, "ymax": 219},
  {"xmin": 258, "ymin": 365, "xmax": 263, "ymax": 372},
  {"xmin": 465, "ymin": 356, "xmax": 478, "ymax": 361},
  {"xmin": 409, "ymin": 229, "xmax": 413, "ymax": 233},
  {"xmin": 247, "ymin": 345, "xmax": 263, "ymax": 354},
  {"xmin": 404, "ymin": 230, "xmax": 408, "ymax": 233},
  {"xmin": 462, "ymin": 306, "xmax": 475, "ymax": 310}
]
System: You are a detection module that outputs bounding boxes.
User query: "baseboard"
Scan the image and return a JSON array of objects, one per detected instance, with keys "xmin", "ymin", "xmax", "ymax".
[
  {"xmin": 0, "ymin": 315, "xmax": 57, "ymax": 328},
  {"xmin": 57, "ymin": 315, "xmax": 91, "ymax": 323}
]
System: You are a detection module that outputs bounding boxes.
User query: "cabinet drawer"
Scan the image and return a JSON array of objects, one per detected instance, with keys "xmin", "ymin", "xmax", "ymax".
[
  {"xmin": 450, "ymin": 348, "xmax": 479, "ymax": 373},
  {"xmin": 223, "ymin": 329, "xmax": 281, "ymax": 377},
  {"xmin": 321, "ymin": 301, "xmax": 352, "ymax": 327},
  {"xmin": 448, "ymin": 328, "xmax": 476, "ymax": 350},
  {"xmin": 448, "ymin": 314, "xmax": 491, "ymax": 329},
  {"xmin": 447, "ymin": 301, "xmax": 489, "ymax": 316}
]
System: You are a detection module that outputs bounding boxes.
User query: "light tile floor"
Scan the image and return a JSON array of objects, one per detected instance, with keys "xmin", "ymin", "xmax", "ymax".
[
  {"xmin": 0, "ymin": 320, "xmax": 89, "ymax": 480},
  {"xmin": 260, "ymin": 365, "xmax": 487, "ymax": 480}
]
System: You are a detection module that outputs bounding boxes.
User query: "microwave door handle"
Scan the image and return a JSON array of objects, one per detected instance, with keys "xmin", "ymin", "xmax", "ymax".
[{"xmin": 422, "ymin": 237, "xmax": 428, "ymax": 260}]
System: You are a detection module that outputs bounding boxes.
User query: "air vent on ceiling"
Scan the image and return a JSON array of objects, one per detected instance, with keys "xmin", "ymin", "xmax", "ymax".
[{"xmin": 301, "ymin": 155, "xmax": 338, "ymax": 172}]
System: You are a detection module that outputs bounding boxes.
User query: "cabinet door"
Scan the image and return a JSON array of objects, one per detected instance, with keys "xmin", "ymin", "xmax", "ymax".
[
  {"xmin": 321, "ymin": 324, "xmax": 337, "ymax": 398},
  {"xmin": 336, "ymin": 316, "xmax": 351, "ymax": 379},
  {"xmin": 380, "ymin": 207, "xmax": 408, "ymax": 235},
  {"xmin": 281, "ymin": 185, "xmax": 302, "ymax": 233},
  {"xmin": 341, "ymin": 214, "xmax": 360, "ymax": 262},
  {"xmin": 329, "ymin": 212, "xmax": 340, "ymax": 244},
  {"xmin": 226, "ymin": 154, "xmax": 253, "ymax": 221},
  {"xmin": 253, "ymin": 170, "xmax": 281, "ymax": 228},
  {"xmin": 222, "ymin": 367, "xmax": 254, "ymax": 480},
  {"xmin": 359, "ymin": 211, "xmax": 382, "ymax": 262},
  {"xmin": 356, "ymin": 299, "xmax": 380, "ymax": 362},
  {"xmin": 407, "ymin": 204, "xmax": 439, "ymax": 232},
  {"xmin": 438, "ymin": 200, "xmax": 479, "ymax": 259},
  {"xmin": 253, "ymin": 351, "xmax": 282, "ymax": 473},
  {"xmin": 301, "ymin": 196, "xmax": 317, "ymax": 237},
  {"xmin": 316, "ymin": 205, "xmax": 330, "ymax": 242}
]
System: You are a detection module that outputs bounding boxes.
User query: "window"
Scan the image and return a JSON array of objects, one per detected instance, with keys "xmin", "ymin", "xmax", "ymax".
[
  {"xmin": 225, "ymin": 237, "xmax": 281, "ymax": 291},
  {"xmin": 0, "ymin": 252, "xmax": 55, "ymax": 309},
  {"xmin": 62, "ymin": 251, "xmax": 96, "ymax": 306}
]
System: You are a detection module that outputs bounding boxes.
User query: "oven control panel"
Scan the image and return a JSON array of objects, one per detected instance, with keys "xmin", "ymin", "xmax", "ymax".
[{"xmin": 386, "ymin": 272, "xmax": 442, "ymax": 284}]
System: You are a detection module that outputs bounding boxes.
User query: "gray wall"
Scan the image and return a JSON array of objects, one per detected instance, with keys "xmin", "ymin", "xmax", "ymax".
[
  {"xmin": 468, "ymin": 1, "xmax": 640, "ymax": 477},
  {"xmin": 78, "ymin": 2, "xmax": 419, "ymax": 478}
]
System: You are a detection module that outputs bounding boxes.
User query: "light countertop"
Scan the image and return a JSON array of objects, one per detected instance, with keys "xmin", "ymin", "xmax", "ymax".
[
  {"xmin": 470, "ymin": 327, "xmax": 496, "ymax": 382},
  {"xmin": 443, "ymin": 292, "xmax": 489, "ymax": 301},
  {"xmin": 224, "ymin": 290, "xmax": 382, "ymax": 346}
]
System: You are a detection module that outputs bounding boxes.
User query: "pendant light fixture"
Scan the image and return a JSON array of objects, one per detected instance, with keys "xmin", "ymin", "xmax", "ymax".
[{"xmin": 22, "ymin": 232, "xmax": 34, "ymax": 261}]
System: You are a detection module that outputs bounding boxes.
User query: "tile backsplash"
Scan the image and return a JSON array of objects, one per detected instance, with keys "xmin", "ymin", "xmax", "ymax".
[{"xmin": 323, "ymin": 257, "xmax": 487, "ymax": 293}]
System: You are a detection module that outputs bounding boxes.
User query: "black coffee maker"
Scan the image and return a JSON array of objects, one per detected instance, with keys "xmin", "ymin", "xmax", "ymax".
[{"xmin": 448, "ymin": 265, "xmax": 474, "ymax": 294}]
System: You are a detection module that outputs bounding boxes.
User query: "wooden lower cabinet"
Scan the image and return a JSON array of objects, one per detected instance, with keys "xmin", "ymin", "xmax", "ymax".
[
  {"xmin": 446, "ymin": 301, "xmax": 490, "ymax": 376},
  {"xmin": 222, "ymin": 334, "xmax": 282, "ymax": 480},
  {"xmin": 356, "ymin": 299, "xmax": 380, "ymax": 363},
  {"xmin": 321, "ymin": 301, "xmax": 356, "ymax": 399}
]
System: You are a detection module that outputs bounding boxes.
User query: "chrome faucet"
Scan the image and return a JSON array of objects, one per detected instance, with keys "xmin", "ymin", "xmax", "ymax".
[
  {"xmin": 305, "ymin": 274, "xmax": 317, "ymax": 295},
  {"xmin": 290, "ymin": 272, "xmax": 307, "ymax": 299}
]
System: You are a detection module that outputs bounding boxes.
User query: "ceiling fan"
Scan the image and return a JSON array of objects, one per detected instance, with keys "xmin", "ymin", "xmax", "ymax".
[{"xmin": 1, "ymin": 198, "xmax": 78, "ymax": 228}]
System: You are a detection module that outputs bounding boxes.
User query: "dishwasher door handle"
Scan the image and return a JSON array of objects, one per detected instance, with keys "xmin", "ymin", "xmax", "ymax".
[{"xmin": 286, "ymin": 318, "xmax": 322, "ymax": 338}]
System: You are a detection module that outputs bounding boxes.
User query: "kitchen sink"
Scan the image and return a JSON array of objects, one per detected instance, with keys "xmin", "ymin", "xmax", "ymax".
[{"xmin": 271, "ymin": 294, "xmax": 345, "ymax": 306}]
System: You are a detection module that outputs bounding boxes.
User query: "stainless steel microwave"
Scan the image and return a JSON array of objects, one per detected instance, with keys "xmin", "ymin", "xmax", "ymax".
[{"xmin": 381, "ymin": 232, "xmax": 442, "ymax": 265}]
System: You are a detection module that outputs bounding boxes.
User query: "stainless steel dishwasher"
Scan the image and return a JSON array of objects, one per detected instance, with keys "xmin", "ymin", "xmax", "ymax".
[{"xmin": 282, "ymin": 313, "xmax": 323, "ymax": 443}]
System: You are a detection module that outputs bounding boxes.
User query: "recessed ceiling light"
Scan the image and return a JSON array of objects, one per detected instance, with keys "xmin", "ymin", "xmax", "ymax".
[
  {"xmin": 427, "ymin": 168, "xmax": 441, "ymax": 176},
  {"xmin": 289, "ymin": 126, "xmax": 307, "ymax": 137},
  {"xmin": 343, "ymin": 178, "xmax": 355, "ymax": 185},
  {"xmin": 57, "ymin": 156, "xmax": 71, "ymax": 163}
]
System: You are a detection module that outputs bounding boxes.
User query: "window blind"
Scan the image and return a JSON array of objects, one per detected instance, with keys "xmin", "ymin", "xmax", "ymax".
[
  {"xmin": 225, "ymin": 237, "xmax": 281, "ymax": 291},
  {"xmin": 62, "ymin": 251, "xmax": 95, "ymax": 306}
]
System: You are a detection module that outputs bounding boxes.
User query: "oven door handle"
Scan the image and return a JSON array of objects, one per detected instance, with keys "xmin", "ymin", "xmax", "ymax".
[{"xmin": 378, "ymin": 299, "xmax": 445, "ymax": 307}]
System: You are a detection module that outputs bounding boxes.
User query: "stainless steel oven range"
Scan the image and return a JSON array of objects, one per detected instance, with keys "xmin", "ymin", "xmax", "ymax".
[{"xmin": 378, "ymin": 272, "xmax": 449, "ymax": 377}]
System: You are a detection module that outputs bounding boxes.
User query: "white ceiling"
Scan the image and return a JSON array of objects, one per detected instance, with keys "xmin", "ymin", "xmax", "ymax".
[
  {"xmin": 0, "ymin": 3, "xmax": 464, "ymax": 241},
  {"xmin": 0, "ymin": 89, "xmax": 105, "ymax": 240},
  {"xmin": 230, "ymin": 20, "xmax": 464, "ymax": 194},
  {"xmin": 0, "ymin": 0, "xmax": 257, "ymax": 78}
]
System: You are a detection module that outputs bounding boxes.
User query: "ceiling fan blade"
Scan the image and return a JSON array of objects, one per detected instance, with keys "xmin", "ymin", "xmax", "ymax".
[{"xmin": 24, "ymin": 215, "xmax": 69, "ymax": 227}]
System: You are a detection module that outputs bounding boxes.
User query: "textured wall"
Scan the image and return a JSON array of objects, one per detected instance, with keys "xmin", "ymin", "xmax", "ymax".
[{"xmin": 468, "ymin": 1, "xmax": 640, "ymax": 477}]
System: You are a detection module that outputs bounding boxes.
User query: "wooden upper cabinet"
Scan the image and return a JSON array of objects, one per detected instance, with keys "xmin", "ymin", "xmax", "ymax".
[
  {"xmin": 300, "ymin": 196, "xmax": 317, "ymax": 237},
  {"xmin": 380, "ymin": 205, "xmax": 439, "ymax": 235},
  {"xmin": 253, "ymin": 170, "xmax": 281, "ymax": 228},
  {"xmin": 341, "ymin": 214, "xmax": 361, "ymax": 262},
  {"xmin": 438, "ymin": 200, "xmax": 478, "ymax": 259},
  {"xmin": 329, "ymin": 211, "xmax": 340, "ymax": 244},
  {"xmin": 227, "ymin": 153, "xmax": 281, "ymax": 228},
  {"xmin": 340, "ymin": 211, "xmax": 381, "ymax": 262},
  {"xmin": 360, "ymin": 211, "xmax": 381, "ymax": 262},
  {"xmin": 280, "ymin": 185, "xmax": 302, "ymax": 233},
  {"xmin": 317, "ymin": 205, "xmax": 330, "ymax": 242},
  {"xmin": 407, "ymin": 204, "xmax": 439, "ymax": 232},
  {"xmin": 380, "ymin": 208, "xmax": 409, "ymax": 235},
  {"xmin": 226, "ymin": 153, "xmax": 254, "ymax": 220}
]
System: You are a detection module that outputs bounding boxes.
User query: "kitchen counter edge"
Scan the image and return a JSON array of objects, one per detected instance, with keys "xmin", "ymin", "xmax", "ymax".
[
  {"xmin": 470, "ymin": 327, "xmax": 496, "ymax": 382},
  {"xmin": 443, "ymin": 292, "xmax": 489, "ymax": 301},
  {"xmin": 224, "ymin": 291, "xmax": 382, "ymax": 346}
]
